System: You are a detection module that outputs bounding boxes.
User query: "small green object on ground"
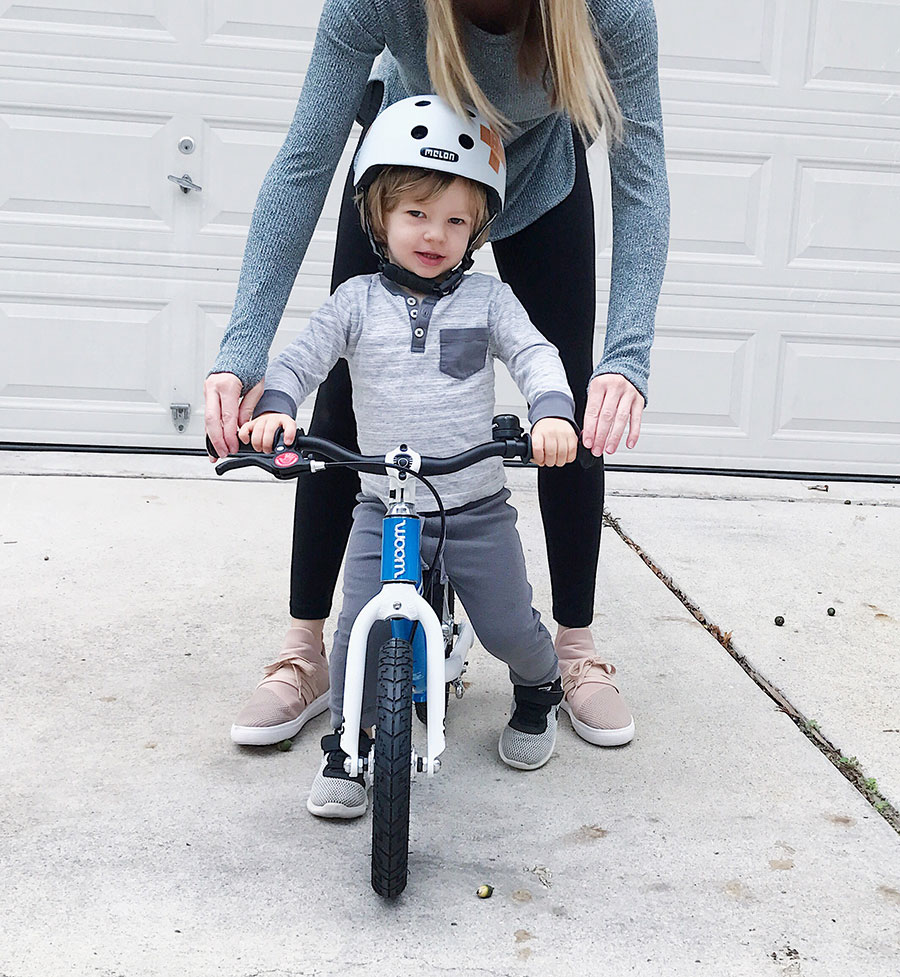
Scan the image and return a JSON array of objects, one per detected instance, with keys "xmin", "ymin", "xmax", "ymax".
[
  {"xmin": 477, "ymin": 884, "xmax": 494, "ymax": 899},
  {"xmin": 827, "ymin": 607, "xmax": 836, "ymax": 616},
  {"xmin": 277, "ymin": 739, "xmax": 293, "ymax": 752},
  {"xmin": 774, "ymin": 616, "xmax": 785, "ymax": 627}
]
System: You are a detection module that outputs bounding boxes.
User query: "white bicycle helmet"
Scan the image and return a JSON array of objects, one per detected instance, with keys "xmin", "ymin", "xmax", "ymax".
[
  {"xmin": 354, "ymin": 94, "xmax": 506, "ymax": 214},
  {"xmin": 353, "ymin": 95, "xmax": 507, "ymax": 296}
]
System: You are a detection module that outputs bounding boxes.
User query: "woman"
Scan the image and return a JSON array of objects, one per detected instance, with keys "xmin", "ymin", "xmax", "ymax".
[{"xmin": 206, "ymin": 0, "xmax": 669, "ymax": 749}]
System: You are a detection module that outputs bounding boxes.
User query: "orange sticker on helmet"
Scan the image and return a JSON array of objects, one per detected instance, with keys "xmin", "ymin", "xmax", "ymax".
[{"xmin": 480, "ymin": 125, "xmax": 505, "ymax": 174}]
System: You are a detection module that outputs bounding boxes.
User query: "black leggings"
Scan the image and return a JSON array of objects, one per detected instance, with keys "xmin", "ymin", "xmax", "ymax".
[{"xmin": 290, "ymin": 129, "xmax": 604, "ymax": 628}]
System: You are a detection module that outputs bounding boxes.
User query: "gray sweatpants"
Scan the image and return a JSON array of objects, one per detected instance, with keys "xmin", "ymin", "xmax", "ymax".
[{"xmin": 328, "ymin": 489, "xmax": 560, "ymax": 729}]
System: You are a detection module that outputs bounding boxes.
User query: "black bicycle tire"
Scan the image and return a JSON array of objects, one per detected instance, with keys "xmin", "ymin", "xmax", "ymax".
[{"xmin": 371, "ymin": 637, "xmax": 413, "ymax": 899}]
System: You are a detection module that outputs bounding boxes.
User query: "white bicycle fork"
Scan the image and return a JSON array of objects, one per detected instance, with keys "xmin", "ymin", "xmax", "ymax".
[{"xmin": 340, "ymin": 583, "xmax": 447, "ymax": 777}]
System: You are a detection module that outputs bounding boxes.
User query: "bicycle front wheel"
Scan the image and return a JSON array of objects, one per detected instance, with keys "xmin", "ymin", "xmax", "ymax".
[{"xmin": 371, "ymin": 637, "xmax": 413, "ymax": 899}]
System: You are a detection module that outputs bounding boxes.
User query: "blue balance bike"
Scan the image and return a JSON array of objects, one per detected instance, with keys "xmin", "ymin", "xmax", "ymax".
[{"xmin": 212, "ymin": 415, "xmax": 531, "ymax": 898}]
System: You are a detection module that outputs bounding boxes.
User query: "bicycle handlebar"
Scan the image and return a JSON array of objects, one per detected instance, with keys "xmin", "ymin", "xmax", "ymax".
[{"xmin": 206, "ymin": 419, "xmax": 532, "ymax": 481}]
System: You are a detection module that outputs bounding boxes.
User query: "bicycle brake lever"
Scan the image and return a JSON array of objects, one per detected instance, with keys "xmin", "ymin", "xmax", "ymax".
[
  {"xmin": 214, "ymin": 453, "xmax": 312, "ymax": 478},
  {"xmin": 214, "ymin": 455, "xmax": 270, "ymax": 475}
]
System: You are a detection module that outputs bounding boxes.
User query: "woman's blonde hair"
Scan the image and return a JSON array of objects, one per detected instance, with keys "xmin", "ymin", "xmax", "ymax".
[
  {"xmin": 356, "ymin": 166, "xmax": 492, "ymax": 251},
  {"xmin": 425, "ymin": 0, "xmax": 623, "ymax": 144}
]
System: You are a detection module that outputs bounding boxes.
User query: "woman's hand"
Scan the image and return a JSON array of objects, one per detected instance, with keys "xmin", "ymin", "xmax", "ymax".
[
  {"xmin": 204, "ymin": 374, "xmax": 265, "ymax": 460},
  {"xmin": 238, "ymin": 412, "xmax": 297, "ymax": 454},
  {"xmin": 531, "ymin": 418, "xmax": 578, "ymax": 467},
  {"xmin": 582, "ymin": 374, "xmax": 644, "ymax": 456}
]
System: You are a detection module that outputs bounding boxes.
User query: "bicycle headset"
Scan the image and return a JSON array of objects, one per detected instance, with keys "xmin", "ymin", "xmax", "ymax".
[{"xmin": 352, "ymin": 95, "xmax": 507, "ymax": 298}]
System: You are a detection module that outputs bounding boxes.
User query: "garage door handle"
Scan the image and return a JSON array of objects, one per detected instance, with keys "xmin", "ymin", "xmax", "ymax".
[{"xmin": 168, "ymin": 173, "xmax": 202, "ymax": 194}]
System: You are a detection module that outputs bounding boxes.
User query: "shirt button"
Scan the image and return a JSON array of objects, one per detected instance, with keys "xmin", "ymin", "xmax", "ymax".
[
  {"xmin": 410, "ymin": 309, "xmax": 418, "ymax": 318},
  {"xmin": 406, "ymin": 297, "xmax": 416, "ymax": 306},
  {"xmin": 414, "ymin": 327, "xmax": 424, "ymax": 338}
]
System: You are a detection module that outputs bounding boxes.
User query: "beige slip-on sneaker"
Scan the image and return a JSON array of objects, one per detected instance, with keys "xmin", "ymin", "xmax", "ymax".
[
  {"xmin": 556, "ymin": 627, "xmax": 635, "ymax": 746},
  {"xmin": 230, "ymin": 626, "xmax": 330, "ymax": 746}
]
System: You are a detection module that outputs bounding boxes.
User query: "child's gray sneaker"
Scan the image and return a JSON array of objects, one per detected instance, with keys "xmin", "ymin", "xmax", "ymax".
[
  {"xmin": 307, "ymin": 730, "xmax": 374, "ymax": 819},
  {"xmin": 498, "ymin": 677, "xmax": 564, "ymax": 770}
]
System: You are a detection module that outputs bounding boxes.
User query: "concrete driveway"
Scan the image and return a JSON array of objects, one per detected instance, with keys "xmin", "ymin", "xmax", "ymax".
[{"xmin": 2, "ymin": 452, "xmax": 898, "ymax": 976}]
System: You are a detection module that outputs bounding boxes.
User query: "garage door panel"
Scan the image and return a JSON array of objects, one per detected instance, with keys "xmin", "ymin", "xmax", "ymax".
[
  {"xmin": 1, "ymin": 0, "xmax": 320, "ymax": 77},
  {"xmin": 192, "ymin": 118, "xmax": 359, "ymax": 262},
  {"xmin": 644, "ymin": 320, "xmax": 755, "ymax": 436},
  {"xmin": 204, "ymin": 1, "xmax": 322, "ymax": 46},
  {"xmin": 656, "ymin": 0, "xmax": 779, "ymax": 79},
  {"xmin": 774, "ymin": 333, "xmax": 900, "ymax": 439},
  {"xmin": 665, "ymin": 121, "xmax": 899, "ymax": 296},
  {"xmin": 807, "ymin": 0, "xmax": 900, "ymax": 89},
  {"xmin": 0, "ymin": 109, "xmax": 177, "ymax": 244},
  {"xmin": 667, "ymin": 150, "xmax": 770, "ymax": 261},
  {"xmin": 614, "ymin": 301, "xmax": 900, "ymax": 473},
  {"xmin": 790, "ymin": 161, "xmax": 900, "ymax": 268},
  {"xmin": 196, "ymin": 120, "xmax": 285, "ymax": 237},
  {"xmin": 657, "ymin": 0, "xmax": 895, "ymax": 121},
  {"xmin": 1, "ymin": 301, "xmax": 165, "ymax": 404},
  {"xmin": 0, "ymin": 0, "xmax": 173, "ymax": 36}
]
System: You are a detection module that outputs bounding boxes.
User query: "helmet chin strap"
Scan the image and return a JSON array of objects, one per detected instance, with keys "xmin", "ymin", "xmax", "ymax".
[
  {"xmin": 380, "ymin": 254, "xmax": 474, "ymax": 297},
  {"xmin": 362, "ymin": 194, "xmax": 497, "ymax": 298}
]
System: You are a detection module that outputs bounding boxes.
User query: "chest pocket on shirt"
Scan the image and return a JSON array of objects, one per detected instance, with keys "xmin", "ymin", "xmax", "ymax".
[{"xmin": 439, "ymin": 328, "xmax": 489, "ymax": 380}]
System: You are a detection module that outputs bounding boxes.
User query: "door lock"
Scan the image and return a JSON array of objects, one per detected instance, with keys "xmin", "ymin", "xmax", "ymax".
[{"xmin": 167, "ymin": 173, "xmax": 202, "ymax": 194}]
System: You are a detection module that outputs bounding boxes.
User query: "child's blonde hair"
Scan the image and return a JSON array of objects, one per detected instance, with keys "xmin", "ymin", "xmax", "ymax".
[
  {"xmin": 356, "ymin": 166, "xmax": 492, "ymax": 252},
  {"xmin": 425, "ymin": 0, "xmax": 623, "ymax": 144}
]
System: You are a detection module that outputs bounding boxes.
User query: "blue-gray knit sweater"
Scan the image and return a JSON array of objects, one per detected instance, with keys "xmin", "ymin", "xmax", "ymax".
[{"xmin": 211, "ymin": 0, "xmax": 670, "ymax": 403}]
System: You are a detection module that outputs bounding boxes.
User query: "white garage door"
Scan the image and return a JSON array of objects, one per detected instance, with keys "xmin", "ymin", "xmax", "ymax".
[
  {"xmin": 641, "ymin": 0, "xmax": 900, "ymax": 476},
  {"xmin": 1, "ymin": 0, "xmax": 898, "ymax": 475},
  {"xmin": 0, "ymin": 1, "xmax": 356, "ymax": 448}
]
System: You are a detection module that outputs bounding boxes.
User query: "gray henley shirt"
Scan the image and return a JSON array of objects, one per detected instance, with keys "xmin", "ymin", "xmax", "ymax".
[{"xmin": 255, "ymin": 272, "xmax": 576, "ymax": 509}]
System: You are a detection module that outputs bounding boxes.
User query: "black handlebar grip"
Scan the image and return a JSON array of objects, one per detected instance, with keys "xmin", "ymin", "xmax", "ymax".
[
  {"xmin": 522, "ymin": 432, "xmax": 533, "ymax": 463},
  {"xmin": 205, "ymin": 433, "xmax": 265, "ymax": 460}
]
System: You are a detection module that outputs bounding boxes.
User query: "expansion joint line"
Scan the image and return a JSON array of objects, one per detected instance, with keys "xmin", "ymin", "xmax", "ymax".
[{"xmin": 602, "ymin": 509, "xmax": 900, "ymax": 835}]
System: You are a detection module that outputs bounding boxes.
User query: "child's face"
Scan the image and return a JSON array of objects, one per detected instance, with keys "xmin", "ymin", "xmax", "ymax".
[{"xmin": 382, "ymin": 178, "xmax": 478, "ymax": 281}]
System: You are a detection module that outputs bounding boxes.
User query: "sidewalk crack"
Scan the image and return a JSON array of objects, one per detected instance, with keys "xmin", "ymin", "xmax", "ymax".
[{"xmin": 602, "ymin": 508, "xmax": 900, "ymax": 836}]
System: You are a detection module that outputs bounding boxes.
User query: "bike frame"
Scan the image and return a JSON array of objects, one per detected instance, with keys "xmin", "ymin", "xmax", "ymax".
[{"xmin": 339, "ymin": 450, "xmax": 448, "ymax": 778}]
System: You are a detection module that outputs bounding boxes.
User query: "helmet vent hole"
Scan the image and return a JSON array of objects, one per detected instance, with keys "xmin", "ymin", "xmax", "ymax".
[
  {"xmin": 458, "ymin": 134, "xmax": 474, "ymax": 150},
  {"xmin": 415, "ymin": 99, "xmax": 431, "ymax": 107},
  {"xmin": 411, "ymin": 125, "xmax": 428, "ymax": 139},
  {"xmin": 465, "ymin": 109, "xmax": 475, "ymax": 118}
]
